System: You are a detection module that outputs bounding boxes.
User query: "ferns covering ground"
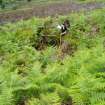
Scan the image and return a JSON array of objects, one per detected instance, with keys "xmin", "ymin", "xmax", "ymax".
[{"xmin": 0, "ymin": 9, "xmax": 105, "ymax": 105}]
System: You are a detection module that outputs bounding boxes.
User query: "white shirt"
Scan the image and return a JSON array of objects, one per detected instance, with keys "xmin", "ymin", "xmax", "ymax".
[
  {"xmin": 57, "ymin": 24, "xmax": 65, "ymax": 30},
  {"xmin": 57, "ymin": 25, "xmax": 62, "ymax": 30}
]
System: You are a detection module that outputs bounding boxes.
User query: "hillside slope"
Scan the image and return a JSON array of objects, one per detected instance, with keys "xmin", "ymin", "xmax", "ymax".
[{"xmin": 0, "ymin": 1, "xmax": 105, "ymax": 24}]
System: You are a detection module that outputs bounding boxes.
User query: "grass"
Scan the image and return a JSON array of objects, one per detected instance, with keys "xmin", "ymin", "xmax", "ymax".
[
  {"xmin": 0, "ymin": 0, "xmax": 69, "ymax": 12},
  {"xmin": 0, "ymin": 0, "xmax": 105, "ymax": 13}
]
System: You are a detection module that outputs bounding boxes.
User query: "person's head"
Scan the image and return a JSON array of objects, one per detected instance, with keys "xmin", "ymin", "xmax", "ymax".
[{"xmin": 64, "ymin": 19, "xmax": 70, "ymax": 28}]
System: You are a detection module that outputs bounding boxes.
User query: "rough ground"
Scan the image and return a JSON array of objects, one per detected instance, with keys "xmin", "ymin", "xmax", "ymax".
[{"xmin": 0, "ymin": 2, "xmax": 105, "ymax": 24}]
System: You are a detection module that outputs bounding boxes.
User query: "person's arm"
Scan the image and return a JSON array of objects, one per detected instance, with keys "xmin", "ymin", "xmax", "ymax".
[{"xmin": 61, "ymin": 31, "xmax": 67, "ymax": 36}]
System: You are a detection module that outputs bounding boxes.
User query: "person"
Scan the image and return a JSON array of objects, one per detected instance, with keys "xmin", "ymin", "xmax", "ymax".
[{"xmin": 57, "ymin": 19, "xmax": 70, "ymax": 36}]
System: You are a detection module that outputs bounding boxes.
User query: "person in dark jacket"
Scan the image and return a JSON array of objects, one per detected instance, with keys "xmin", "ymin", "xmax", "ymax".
[{"xmin": 57, "ymin": 19, "xmax": 70, "ymax": 35}]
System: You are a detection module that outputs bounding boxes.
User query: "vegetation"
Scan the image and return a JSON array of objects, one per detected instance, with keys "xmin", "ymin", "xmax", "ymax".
[
  {"xmin": 0, "ymin": 0, "xmax": 104, "ymax": 11},
  {"xmin": 0, "ymin": 8, "xmax": 105, "ymax": 105},
  {"xmin": 0, "ymin": 0, "xmax": 69, "ymax": 10},
  {"xmin": 76, "ymin": 0, "xmax": 105, "ymax": 3}
]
